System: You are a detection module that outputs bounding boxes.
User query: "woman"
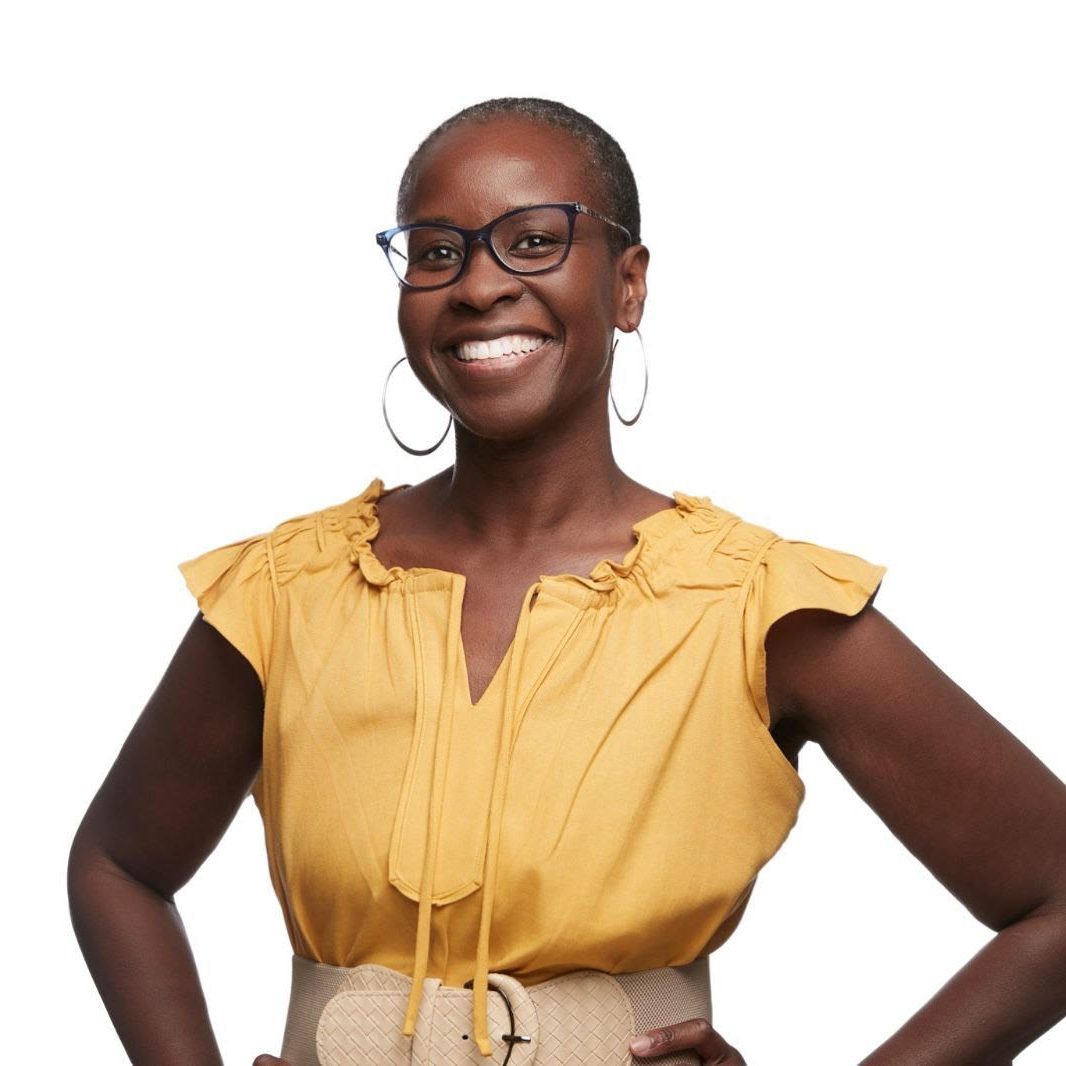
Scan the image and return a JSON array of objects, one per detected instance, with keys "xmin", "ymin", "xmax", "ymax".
[{"xmin": 68, "ymin": 97, "xmax": 1066, "ymax": 1065}]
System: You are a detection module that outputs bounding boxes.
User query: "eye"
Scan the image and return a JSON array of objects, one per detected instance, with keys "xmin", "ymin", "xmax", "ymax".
[
  {"xmin": 511, "ymin": 232, "xmax": 563, "ymax": 255},
  {"xmin": 420, "ymin": 243, "xmax": 462, "ymax": 263}
]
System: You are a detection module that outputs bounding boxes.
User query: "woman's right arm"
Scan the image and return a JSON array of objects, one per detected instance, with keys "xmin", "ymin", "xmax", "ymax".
[{"xmin": 67, "ymin": 613, "xmax": 266, "ymax": 1066}]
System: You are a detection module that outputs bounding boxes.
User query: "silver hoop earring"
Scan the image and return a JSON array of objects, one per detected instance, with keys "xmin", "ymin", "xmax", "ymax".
[
  {"xmin": 608, "ymin": 326, "xmax": 649, "ymax": 426},
  {"xmin": 381, "ymin": 355, "xmax": 453, "ymax": 456}
]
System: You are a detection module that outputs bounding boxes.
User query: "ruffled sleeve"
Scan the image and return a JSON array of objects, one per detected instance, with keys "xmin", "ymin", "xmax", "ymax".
[
  {"xmin": 178, "ymin": 531, "xmax": 279, "ymax": 690},
  {"xmin": 741, "ymin": 535, "xmax": 887, "ymax": 728}
]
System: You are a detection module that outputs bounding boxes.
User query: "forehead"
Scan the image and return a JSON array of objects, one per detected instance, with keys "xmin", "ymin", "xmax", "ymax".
[{"xmin": 403, "ymin": 117, "xmax": 600, "ymax": 226}]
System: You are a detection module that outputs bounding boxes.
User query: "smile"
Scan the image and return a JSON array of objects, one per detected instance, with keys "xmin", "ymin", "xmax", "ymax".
[{"xmin": 448, "ymin": 333, "xmax": 552, "ymax": 363}]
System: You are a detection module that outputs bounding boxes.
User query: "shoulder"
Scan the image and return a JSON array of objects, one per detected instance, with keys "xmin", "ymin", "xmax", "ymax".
[
  {"xmin": 743, "ymin": 528, "xmax": 888, "ymax": 734},
  {"xmin": 670, "ymin": 492, "xmax": 882, "ymax": 598},
  {"xmin": 178, "ymin": 477, "xmax": 385, "ymax": 597},
  {"xmin": 687, "ymin": 498, "xmax": 887, "ymax": 732},
  {"xmin": 176, "ymin": 478, "xmax": 385, "ymax": 686}
]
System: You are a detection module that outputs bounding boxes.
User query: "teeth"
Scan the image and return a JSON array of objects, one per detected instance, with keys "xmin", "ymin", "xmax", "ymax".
[{"xmin": 452, "ymin": 333, "xmax": 550, "ymax": 362}]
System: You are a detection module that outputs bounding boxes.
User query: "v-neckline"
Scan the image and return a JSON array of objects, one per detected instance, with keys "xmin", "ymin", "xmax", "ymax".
[
  {"xmin": 453, "ymin": 575, "xmax": 541, "ymax": 710},
  {"xmin": 351, "ymin": 479, "xmax": 690, "ymax": 711}
]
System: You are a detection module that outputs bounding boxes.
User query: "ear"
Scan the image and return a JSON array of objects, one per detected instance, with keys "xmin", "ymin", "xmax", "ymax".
[{"xmin": 614, "ymin": 244, "xmax": 650, "ymax": 332}]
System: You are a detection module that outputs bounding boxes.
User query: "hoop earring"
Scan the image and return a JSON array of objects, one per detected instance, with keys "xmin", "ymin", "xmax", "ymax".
[
  {"xmin": 608, "ymin": 326, "xmax": 649, "ymax": 426},
  {"xmin": 381, "ymin": 355, "xmax": 453, "ymax": 456}
]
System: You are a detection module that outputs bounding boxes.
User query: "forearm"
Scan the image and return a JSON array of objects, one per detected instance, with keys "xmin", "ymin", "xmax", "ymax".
[
  {"xmin": 858, "ymin": 908, "xmax": 1066, "ymax": 1065},
  {"xmin": 67, "ymin": 841, "xmax": 224, "ymax": 1066}
]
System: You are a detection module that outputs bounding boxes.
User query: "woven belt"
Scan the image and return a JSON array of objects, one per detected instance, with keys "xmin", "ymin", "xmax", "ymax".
[{"xmin": 278, "ymin": 953, "xmax": 712, "ymax": 1065}]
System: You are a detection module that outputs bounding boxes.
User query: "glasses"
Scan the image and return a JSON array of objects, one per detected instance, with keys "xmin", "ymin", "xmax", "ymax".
[{"xmin": 375, "ymin": 201, "xmax": 633, "ymax": 291}]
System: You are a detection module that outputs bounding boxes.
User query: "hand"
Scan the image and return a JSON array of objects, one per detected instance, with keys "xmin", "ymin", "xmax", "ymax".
[
  {"xmin": 252, "ymin": 1056, "xmax": 291, "ymax": 1065},
  {"xmin": 630, "ymin": 1018, "xmax": 747, "ymax": 1063}
]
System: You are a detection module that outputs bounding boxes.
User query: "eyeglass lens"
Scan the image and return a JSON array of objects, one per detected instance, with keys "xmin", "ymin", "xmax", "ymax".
[{"xmin": 386, "ymin": 205, "xmax": 571, "ymax": 288}]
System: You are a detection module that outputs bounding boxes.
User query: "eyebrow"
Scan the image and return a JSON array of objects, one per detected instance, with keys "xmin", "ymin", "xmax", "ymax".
[{"xmin": 409, "ymin": 202, "xmax": 545, "ymax": 226}]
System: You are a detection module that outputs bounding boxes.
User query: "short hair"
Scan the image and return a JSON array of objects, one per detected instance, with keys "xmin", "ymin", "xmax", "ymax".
[{"xmin": 396, "ymin": 96, "xmax": 641, "ymax": 259}]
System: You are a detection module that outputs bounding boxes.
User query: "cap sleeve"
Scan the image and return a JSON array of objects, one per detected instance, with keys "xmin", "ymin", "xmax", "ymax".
[
  {"xmin": 178, "ymin": 531, "xmax": 278, "ymax": 690},
  {"xmin": 741, "ymin": 536, "xmax": 887, "ymax": 728}
]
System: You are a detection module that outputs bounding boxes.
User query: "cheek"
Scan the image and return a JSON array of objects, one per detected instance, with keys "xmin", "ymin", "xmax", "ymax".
[
  {"xmin": 396, "ymin": 301, "xmax": 420, "ymax": 342},
  {"xmin": 396, "ymin": 299, "xmax": 441, "ymax": 358},
  {"xmin": 563, "ymin": 296, "xmax": 614, "ymax": 358}
]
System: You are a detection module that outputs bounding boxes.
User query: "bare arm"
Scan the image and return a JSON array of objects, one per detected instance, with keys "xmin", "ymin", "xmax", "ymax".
[
  {"xmin": 68, "ymin": 613, "xmax": 265, "ymax": 1066},
  {"xmin": 765, "ymin": 604, "xmax": 1066, "ymax": 1065}
]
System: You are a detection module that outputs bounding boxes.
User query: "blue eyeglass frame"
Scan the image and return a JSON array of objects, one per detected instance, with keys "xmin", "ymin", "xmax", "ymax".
[{"xmin": 374, "ymin": 201, "xmax": 633, "ymax": 291}]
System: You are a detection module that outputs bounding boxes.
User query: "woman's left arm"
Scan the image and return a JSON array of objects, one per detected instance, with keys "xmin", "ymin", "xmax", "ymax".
[{"xmin": 767, "ymin": 603, "xmax": 1066, "ymax": 1065}]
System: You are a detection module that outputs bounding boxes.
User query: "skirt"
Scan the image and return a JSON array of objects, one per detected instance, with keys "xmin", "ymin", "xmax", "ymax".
[{"xmin": 278, "ymin": 953, "xmax": 712, "ymax": 1065}]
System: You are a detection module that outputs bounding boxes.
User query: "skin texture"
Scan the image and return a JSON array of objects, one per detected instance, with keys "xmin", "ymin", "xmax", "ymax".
[
  {"xmin": 68, "ymin": 116, "xmax": 1066, "ymax": 1064},
  {"xmin": 68, "ymin": 614, "xmax": 264, "ymax": 1065}
]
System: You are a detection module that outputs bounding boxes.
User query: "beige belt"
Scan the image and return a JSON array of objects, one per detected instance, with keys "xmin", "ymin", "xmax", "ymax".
[{"xmin": 279, "ymin": 953, "xmax": 712, "ymax": 1065}]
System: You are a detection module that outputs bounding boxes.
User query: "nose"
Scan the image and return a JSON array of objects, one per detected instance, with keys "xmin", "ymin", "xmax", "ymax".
[{"xmin": 447, "ymin": 236, "xmax": 524, "ymax": 311}]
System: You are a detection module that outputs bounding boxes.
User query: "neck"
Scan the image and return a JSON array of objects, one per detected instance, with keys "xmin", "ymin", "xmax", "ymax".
[{"xmin": 429, "ymin": 401, "xmax": 640, "ymax": 548}]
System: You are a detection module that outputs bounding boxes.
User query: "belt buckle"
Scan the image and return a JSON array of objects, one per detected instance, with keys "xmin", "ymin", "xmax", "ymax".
[{"xmin": 462, "ymin": 976, "xmax": 533, "ymax": 1064}]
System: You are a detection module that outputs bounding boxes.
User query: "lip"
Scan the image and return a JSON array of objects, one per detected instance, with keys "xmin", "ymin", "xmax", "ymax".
[{"xmin": 442, "ymin": 335, "xmax": 558, "ymax": 376}]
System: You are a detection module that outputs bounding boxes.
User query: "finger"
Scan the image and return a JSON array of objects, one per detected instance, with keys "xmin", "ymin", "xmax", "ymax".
[
  {"xmin": 252, "ymin": 1056, "xmax": 291, "ymax": 1065},
  {"xmin": 630, "ymin": 1017, "xmax": 744, "ymax": 1063}
]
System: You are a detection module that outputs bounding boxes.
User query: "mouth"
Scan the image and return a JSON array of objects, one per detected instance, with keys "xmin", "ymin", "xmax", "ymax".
[
  {"xmin": 444, "ymin": 333, "xmax": 554, "ymax": 365},
  {"xmin": 441, "ymin": 332, "xmax": 558, "ymax": 375}
]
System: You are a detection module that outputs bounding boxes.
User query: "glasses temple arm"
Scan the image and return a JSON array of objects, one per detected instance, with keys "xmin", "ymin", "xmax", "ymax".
[{"xmin": 575, "ymin": 202, "xmax": 633, "ymax": 242}]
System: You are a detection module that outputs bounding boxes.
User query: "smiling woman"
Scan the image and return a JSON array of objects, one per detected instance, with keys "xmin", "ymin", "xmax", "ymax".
[
  {"xmin": 67, "ymin": 96, "xmax": 1066, "ymax": 1066},
  {"xmin": 381, "ymin": 108, "xmax": 649, "ymax": 454}
]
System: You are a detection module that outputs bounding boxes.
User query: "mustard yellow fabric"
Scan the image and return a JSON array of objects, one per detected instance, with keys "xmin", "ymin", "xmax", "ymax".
[{"xmin": 178, "ymin": 476, "xmax": 886, "ymax": 1056}]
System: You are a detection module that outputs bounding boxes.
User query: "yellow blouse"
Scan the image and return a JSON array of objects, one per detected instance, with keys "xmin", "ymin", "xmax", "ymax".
[{"xmin": 178, "ymin": 476, "xmax": 886, "ymax": 1056}]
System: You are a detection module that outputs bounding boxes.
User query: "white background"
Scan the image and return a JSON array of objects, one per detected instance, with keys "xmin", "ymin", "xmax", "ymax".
[{"xmin": 4, "ymin": 1, "xmax": 1064, "ymax": 1063}]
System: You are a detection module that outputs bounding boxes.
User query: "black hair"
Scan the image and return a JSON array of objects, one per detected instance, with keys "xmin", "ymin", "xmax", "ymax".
[{"xmin": 395, "ymin": 96, "xmax": 641, "ymax": 259}]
